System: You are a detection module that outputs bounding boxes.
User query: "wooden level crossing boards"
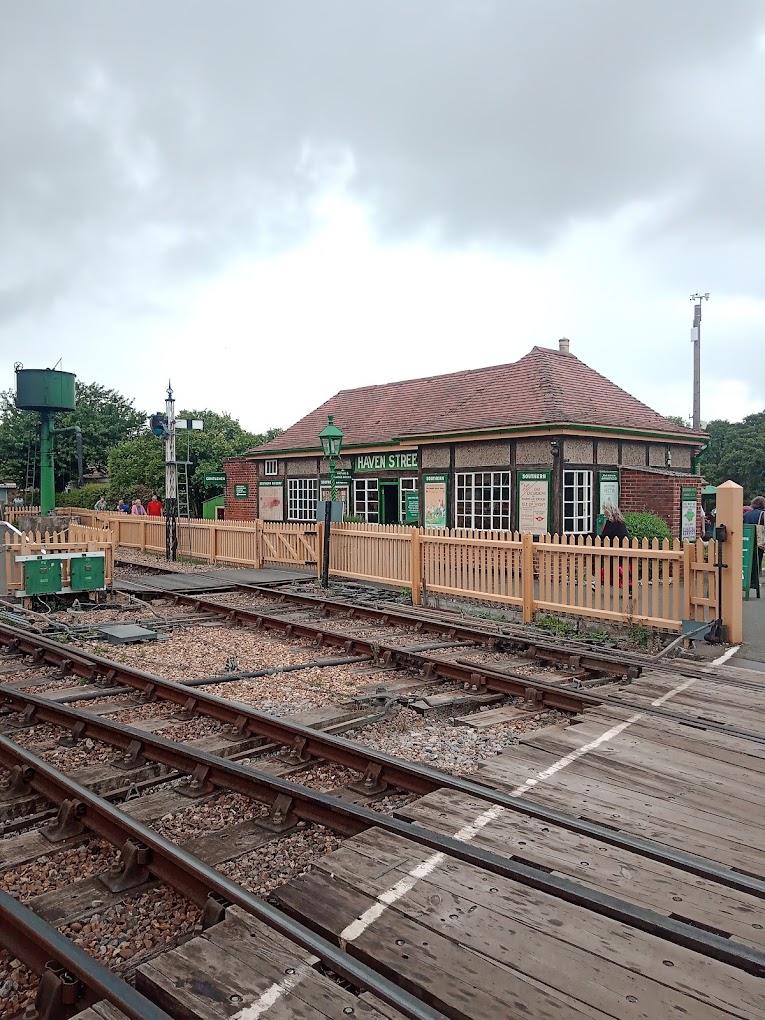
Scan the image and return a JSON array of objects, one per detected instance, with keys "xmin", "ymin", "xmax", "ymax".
[
  {"xmin": 476, "ymin": 710, "xmax": 765, "ymax": 873},
  {"xmin": 135, "ymin": 905, "xmax": 403, "ymax": 1020},
  {"xmin": 274, "ymin": 827, "xmax": 764, "ymax": 1019}
]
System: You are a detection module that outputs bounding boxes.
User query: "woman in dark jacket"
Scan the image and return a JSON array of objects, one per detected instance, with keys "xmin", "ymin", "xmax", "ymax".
[
  {"xmin": 744, "ymin": 495, "xmax": 765, "ymax": 572},
  {"xmin": 599, "ymin": 503, "xmax": 630, "ymax": 589}
]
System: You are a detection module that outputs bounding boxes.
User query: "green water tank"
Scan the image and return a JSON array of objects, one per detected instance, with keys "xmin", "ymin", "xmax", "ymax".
[{"xmin": 15, "ymin": 369, "xmax": 77, "ymax": 412}]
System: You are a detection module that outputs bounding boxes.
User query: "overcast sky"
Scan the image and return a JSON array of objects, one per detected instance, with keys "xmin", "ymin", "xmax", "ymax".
[{"xmin": 2, "ymin": 2, "xmax": 764, "ymax": 436}]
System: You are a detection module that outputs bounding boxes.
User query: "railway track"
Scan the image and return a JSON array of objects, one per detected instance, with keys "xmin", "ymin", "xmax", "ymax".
[{"xmin": 2, "ymin": 574, "xmax": 764, "ymax": 1018}]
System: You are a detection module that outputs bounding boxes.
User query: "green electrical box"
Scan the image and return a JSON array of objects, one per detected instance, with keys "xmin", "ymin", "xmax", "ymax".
[
  {"xmin": 23, "ymin": 558, "xmax": 62, "ymax": 595},
  {"xmin": 70, "ymin": 555, "xmax": 105, "ymax": 592}
]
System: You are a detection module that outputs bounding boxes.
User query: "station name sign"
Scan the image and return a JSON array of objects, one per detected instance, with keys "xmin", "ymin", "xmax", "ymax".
[{"xmin": 355, "ymin": 452, "xmax": 418, "ymax": 472}]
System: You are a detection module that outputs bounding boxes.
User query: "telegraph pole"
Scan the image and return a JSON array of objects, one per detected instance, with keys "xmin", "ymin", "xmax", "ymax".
[
  {"xmin": 690, "ymin": 292, "xmax": 709, "ymax": 431},
  {"xmin": 165, "ymin": 381, "xmax": 178, "ymax": 561}
]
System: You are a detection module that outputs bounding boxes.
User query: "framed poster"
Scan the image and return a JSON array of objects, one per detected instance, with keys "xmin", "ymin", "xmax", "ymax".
[
  {"xmin": 423, "ymin": 474, "xmax": 448, "ymax": 528},
  {"xmin": 258, "ymin": 481, "xmax": 284, "ymax": 520},
  {"xmin": 404, "ymin": 489, "xmax": 420, "ymax": 524},
  {"xmin": 680, "ymin": 485, "xmax": 698, "ymax": 541},
  {"xmin": 517, "ymin": 471, "xmax": 551, "ymax": 535},
  {"xmin": 598, "ymin": 471, "xmax": 619, "ymax": 514}
]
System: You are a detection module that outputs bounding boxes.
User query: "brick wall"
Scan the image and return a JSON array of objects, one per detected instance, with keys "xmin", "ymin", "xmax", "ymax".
[
  {"xmin": 621, "ymin": 468, "xmax": 703, "ymax": 539},
  {"xmin": 223, "ymin": 457, "xmax": 259, "ymax": 520}
]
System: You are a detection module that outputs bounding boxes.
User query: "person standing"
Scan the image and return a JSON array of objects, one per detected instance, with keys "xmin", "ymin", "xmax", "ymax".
[
  {"xmin": 131, "ymin": 499, "xmax": 147, "ymax": 516},
  {"xmin": 94, "ymin": 494, "xmax": 107, "ymax": 512},
  {"xmin": 598, "ymin": 503, "xmax": 631, "ymax": 589},
  {"xmin": 117, "ymin": 498, "xmax": 129, "ymax": 513},
  {"xmin": 744, "ymin": 495, "xmax": 765, "ymax": 573},
  {"xmin": 147, "ymin": 494, "xmax": 163, "ymax": 516}
]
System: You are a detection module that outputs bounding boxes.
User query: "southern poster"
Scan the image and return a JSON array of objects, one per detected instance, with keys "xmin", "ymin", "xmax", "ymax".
[
  {"xmin": 517, "ymin": 471, "xmax": 550, "ymax": 535},
  {"xmin": 258, "ymin": 481, "xmax": 284, "ymax": 521},
  {"xmin": 423, "ymin": 474, "xmax": 447, "ymax": 529}
]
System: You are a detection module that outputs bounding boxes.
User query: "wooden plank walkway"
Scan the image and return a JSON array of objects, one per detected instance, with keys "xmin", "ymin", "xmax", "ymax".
[{"xmin": 74, "ymin": 658, "xmax": 765, "ymax": 1019}]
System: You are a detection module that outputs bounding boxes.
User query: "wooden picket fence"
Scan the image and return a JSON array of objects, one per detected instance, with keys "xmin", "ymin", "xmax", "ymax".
[{"xmin": 45, "ymin": 510, "xmax": 719, "ymax": 632}]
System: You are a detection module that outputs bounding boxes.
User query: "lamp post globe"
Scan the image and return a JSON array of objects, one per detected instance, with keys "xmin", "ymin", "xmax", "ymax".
[{"xmin": 319, "ymin": 415, "xmax": 344, "ymax": 501}]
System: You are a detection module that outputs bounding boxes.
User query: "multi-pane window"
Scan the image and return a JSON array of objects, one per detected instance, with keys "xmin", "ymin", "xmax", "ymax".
[
  {"xmin": 456, "ymin": 472, "xmax": 511, "ymax": 530},
  {"xmin": 399, "ymin": 478, "xmax": 418, "ymax": 522},
  {"xmin": 287, "ymin": 478, "xmax": 318, "ymax": 521},
  {"xmin": 563, "ymin": 470, "xmax": 593, "ymax": 534},
  {"xmin": 353, "ymin": 478, "xmax": 379, "ymax": 522},
  {"xmin": 264, "ymin": 459, "xmax": 278, "ymax": 476}
]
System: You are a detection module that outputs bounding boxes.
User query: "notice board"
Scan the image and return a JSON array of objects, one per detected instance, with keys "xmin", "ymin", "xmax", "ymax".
[{"xmin": 517, "ymin": 471, "xmax": 550, "ymax": 535}]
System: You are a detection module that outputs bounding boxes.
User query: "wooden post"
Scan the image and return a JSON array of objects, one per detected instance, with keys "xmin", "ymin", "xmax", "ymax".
[
  {"xmin": 209, "ymin": 523, "xmax": 217, "ymax": 565},
  {"xmin": 716, "ymin": 480, "xmax": 743, "ymax": 645},
  {"xmin": 682, "ymin": 541, "xmax": 692, "ymax": 621},
  {"xmin": 411, "ymin": 528, "xmax": 422, "ymax": 606},
  {"xmin": 254, "ymin": 519, "xmax": 263, "ymax": 569},
  {"xmin": 316, "ymin": 521, "xmax": 324, "ymax": 581},
  {"xmin": 522, "ymin": 531, "xmax": 535, "ymax": 624},
  {"xmin": 140, "ymin": 518, "xmax": 146, "ymax": 552}
]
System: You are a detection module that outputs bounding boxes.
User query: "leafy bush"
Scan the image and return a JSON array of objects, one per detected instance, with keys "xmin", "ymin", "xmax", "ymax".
[
  {"xmin": 342, "ymin": 514, "xmax": 366, "ymax": 523},
  {"xmin": 55, "ymin": 484, "xmax": 110, "ymax": 509},
  {"xmin": 623, "ymin": 511, "xmax": 672, "ymax": 544}
]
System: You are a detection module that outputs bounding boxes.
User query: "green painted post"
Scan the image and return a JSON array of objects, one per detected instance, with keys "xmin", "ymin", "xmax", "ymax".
[{"xmin": 39, "ymin": 411, "xmax": 55, "ymax": 514}]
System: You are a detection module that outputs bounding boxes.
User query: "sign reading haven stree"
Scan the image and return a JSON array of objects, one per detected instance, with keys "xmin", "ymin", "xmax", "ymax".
[{"xmin": 355, "ymin": 452, "xmax": 418, "ymax": 472}]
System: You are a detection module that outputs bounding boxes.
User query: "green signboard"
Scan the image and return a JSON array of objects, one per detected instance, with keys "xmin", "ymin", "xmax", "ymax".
[
  {"xmin": 404, "ymin": 489, "xmax": 420, "ymax": 524},
  {"xmin": 743, "ymin": 523, "xmax": 760, "ymax": 600},
  {"xmin": 234, "ymin": 484, "xmax": 249, "ymax": 499},
  {"xmin": 355, "ymin": 452, "xmax": 418, "ymax": 472},
  {"xmin": 204, "ymin": 473, "xmax": 227, "ymax": 486},
  {"xmin": 598, "ymin": 471, "xmax": 619, "ymax": 515}
]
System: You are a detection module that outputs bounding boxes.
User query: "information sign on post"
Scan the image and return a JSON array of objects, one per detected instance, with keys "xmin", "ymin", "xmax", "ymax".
[{"xmin": 680, "ymin": 485, "xmax": 698, "ymax": 541}]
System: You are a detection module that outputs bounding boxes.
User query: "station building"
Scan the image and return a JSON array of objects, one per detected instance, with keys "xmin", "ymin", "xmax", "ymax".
[{"xmin": 224, "ymin": 339, "xmax": 708, "ymax": 537}]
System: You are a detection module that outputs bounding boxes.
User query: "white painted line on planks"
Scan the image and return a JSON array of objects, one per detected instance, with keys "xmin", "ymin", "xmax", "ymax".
[
  {"xmin": 712, "ymin": 645, "xmax": 740, "ymax": 666},
  {"xmin": 232, "ymin": 960, "xmax": 317, "ymax": 1019},
  {"xmin": 338, "ymin": 672, "xmax": 700, "ymax": 948}
]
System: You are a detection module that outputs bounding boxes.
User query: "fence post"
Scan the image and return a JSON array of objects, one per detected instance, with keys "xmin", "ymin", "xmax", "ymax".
[
  {"xmin": 254, "ymin": 519, "xmax": 263, "ymax": 569},
  {"xmin": 140, "ymin": 518, "xmax": 146, "ymax": 552},
  {"xmin": 522, "ymin": 531, "xmax": 534, "ymax": 624},
  {"xmin": 411, "ymin": 528, "xmax": 422, "ymax": 606},
  {"xmin": 682, "ymin": 541, "xmax": 693, "ymax": 620},
  {"xmin": 209, "ymin": 523, "xmax": 217, "ymax": 565},
  {"xmin": 716, "ymin": 480, "xmax": 743, "ymax": 644}
]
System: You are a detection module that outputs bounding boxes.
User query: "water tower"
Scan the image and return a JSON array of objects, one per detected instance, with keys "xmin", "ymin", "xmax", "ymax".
[{"xmin": 15, "ymin": 366, "xmax": 78, "ymax": 514}]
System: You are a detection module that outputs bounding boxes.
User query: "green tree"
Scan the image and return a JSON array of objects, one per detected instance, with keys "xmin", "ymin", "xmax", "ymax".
[
  {"xmin": 0, "ymin": 381, "xmax": 146, "ymax": 493},
  {"xmin": 108, "ymin": 412, "xmax": 281, "ymax": 514},
  {"xmin": 701, "ymin": 414, "xmax": 765, "ymax": 500}
]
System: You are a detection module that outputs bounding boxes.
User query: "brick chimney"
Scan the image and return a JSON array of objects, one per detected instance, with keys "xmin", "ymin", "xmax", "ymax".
[{"xmin": 558, "ymin": 337, "xmax": 570, "ymax": 355}]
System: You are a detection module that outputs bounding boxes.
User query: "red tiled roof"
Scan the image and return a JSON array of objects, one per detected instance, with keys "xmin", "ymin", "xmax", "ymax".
[{"xmin": 253, "ymin": 346, "xmax": 705, "ymax": 454}]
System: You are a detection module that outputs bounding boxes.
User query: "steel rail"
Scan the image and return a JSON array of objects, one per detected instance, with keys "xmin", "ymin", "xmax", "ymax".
[
  {"xmin": 108, "ymin": 591, "xmax": 765, "ymax": 746},
  {"xmin": 118, "ymin": 568, "xmax": 640, "ymax": 678},
  {"xmin": 0, "ymin": 888, "xmax": 174, "ymax": 1020},
  {"xmin": 1, "ymin": 625, "xmax": 765, "ymax": 899},
  {"xmin": 2, "ymin": 732, "xmax": 764, "ymax": 979},
  {"xmin": 0, "ymin": 737, "xmax": 450, "ymax": 1020}
]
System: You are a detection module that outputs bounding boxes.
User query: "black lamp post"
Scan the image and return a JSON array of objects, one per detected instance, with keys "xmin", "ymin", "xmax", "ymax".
[{"xmin": 318, "ymin": 415, "xmax": 344, "ymax": 588}]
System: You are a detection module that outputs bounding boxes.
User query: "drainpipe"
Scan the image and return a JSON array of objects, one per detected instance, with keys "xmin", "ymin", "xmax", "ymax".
[{"xmin": 693, "ymin": 441, "xmax": 709, "ymax": 476}]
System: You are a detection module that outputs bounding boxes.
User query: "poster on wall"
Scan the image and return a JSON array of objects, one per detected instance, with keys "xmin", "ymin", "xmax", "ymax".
[
  {"xmin": 517, "ymin": 471, "xmax": 550, "ymax": 535},
  {"xmin": 598, "ymin": 472, "xmax": 620, "ymax": 513},
  {"xmin": 405, "ymin": 489, "xmax": 420, "ymax": 524},
  {"xmin": 680, "ymin": 485, "xmax": 698, "ymax": 541},
  {"xmin": 258, "ymin": 481, "xmax": 284, "ymax": 521},
  {"xmin": 423, "ymin": 474, "xmax": 448, "ymax": 528}
]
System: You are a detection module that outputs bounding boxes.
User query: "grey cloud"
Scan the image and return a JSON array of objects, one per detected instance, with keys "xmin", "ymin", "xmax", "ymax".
[{"xmin": 1, "ymin": 1, "xmax": 764, "ymax": 320}]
